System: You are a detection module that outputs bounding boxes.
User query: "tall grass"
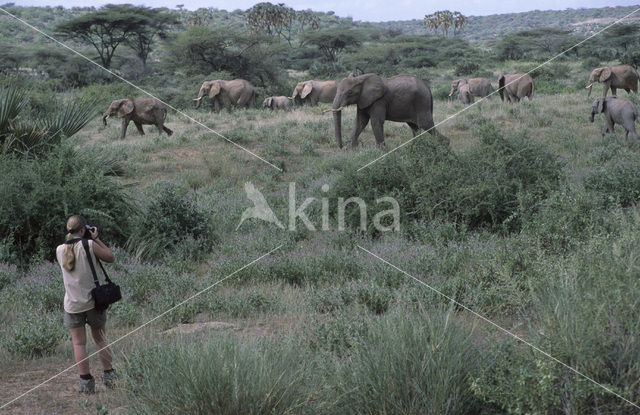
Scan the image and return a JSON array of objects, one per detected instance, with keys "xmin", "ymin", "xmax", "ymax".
[
  {"xmin": 122, "ymin": 336, "xmax": 316, "ymax": 415},
  {"xmin": 329, "ymin": 310, "xmax": 484, "ymax": 414}
]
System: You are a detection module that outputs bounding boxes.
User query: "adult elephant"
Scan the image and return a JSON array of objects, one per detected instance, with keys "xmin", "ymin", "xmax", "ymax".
[
  {"xmin": 329, "ymin": 73, "xmax": 448, "ymax": 148},
  {"xmin": 449, "ymin": 78, "xmax": 492, "ymax": 100},
  {"xmin": 586, "ymin": 65, "xmax": 639, "ymax": 98},
  {"xmin": 498, "ymin": 73, "xmax": 534, "ymax": 103},
  {"xmin": 290, "ymin": 80, "xmax": 337, "ymax": 106},
  {"xmin": 102, "ymin": 97, "xmax": 172, "ymax": 139},
  {"xmin": 193, "ymin": 79, "xmax": 255, "ymax": 111}
]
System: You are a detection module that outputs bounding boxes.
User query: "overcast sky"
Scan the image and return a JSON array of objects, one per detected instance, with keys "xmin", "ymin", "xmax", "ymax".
[{"xmin": 9, "ymin": 0, "xmax": 640, "ymax": 21}]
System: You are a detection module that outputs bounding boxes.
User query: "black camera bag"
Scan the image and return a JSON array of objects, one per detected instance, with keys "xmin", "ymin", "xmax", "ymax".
[{"xmin": 80, "ymin": 239, "xmax": 121, "ymax": 311}]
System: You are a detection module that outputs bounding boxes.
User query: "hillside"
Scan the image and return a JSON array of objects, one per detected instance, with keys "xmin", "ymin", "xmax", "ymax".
[{"xmin": 1, "ymin": 3, "xmax": 638, "ymax": 44}]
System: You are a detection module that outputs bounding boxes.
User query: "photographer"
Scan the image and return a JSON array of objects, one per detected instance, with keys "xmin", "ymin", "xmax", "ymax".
[{"xmin": 56, "ymin": 215, "xmax": 115, "ymax": 394}]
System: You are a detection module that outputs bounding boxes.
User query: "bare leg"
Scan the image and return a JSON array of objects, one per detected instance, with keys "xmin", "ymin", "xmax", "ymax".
[
  {"xmin": 70, "ymin": 327, "xmax": 90, "ymax": 375},
  {"xmin": 90, "ymin": 325, "xmax": 112, "ymax": 371}
]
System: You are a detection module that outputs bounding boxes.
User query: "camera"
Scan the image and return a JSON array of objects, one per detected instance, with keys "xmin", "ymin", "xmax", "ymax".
[{"xmin": 83, "ymin": 224, "xmax": 96, "ymax": 240}]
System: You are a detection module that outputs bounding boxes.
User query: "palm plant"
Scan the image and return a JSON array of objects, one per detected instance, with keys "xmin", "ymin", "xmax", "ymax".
[{"xmin": 0, "ymin": 84, "xmax": 95, "ymax": 157}]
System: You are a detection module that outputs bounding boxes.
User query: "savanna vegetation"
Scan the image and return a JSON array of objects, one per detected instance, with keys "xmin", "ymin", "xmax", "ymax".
[{"xmin": 1, "ymin": 2, "xmax": 640, "ymax": 414}]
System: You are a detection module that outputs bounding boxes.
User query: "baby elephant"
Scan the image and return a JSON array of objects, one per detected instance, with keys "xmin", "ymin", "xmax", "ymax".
[
  {"xmin": 262, "ymin": 96, "xmax": 292, "ymax": 111},
  {"xmin": 590, "ymin": 96, "xmax": 639, "ymax": 142},
  {"xmin": 458, "ymin": 83, "xmax": 474, "ymax": 105},
  {"xmin": 103, "ymin": 97, "xmax": 173, "ymax": 139}
]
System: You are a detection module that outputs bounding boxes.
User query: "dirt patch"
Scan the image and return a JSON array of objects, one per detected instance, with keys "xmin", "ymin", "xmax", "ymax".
[{"xmin": 162, "ymin": 321, "xmax": 235, "ymax": 335}]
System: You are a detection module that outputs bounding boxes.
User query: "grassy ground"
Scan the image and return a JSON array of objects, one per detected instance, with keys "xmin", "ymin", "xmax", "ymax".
[{"xmin": 3, "ymin": 64, "xmax": 640, "ymax": 413}]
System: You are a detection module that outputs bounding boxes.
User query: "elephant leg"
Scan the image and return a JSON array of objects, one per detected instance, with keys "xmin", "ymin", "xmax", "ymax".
[
  {"xmin": 134, "ymin": 121, "xmax": 145, "ymax": 136},
  {"xmin": 121, "ymin": 120, "xmax": 130, "ymax": 139},
  {"xmin": 214, "ymin": 100, "xmax": 220, "ymax": 113},
  {"xmin": 350, "ymin": 109, "xmax": 370, "ymax": 147},
  {"xmin": 603, "ymin": 85, "xmax": 609, "ymax": 97},
  {"xmin": 370, "ymin": 117, "xmax": 385, "ymax": 146},
  {"xmin": 163, "ymin": 125, "xmax": 173, "ymax": 136},
  {"xmin": 407, "ymin": 122, "xmax": 419, "ymax": 137},
  {"xmin": 611, "ymin": 87, "xmax": 617, "ymax": 96}
]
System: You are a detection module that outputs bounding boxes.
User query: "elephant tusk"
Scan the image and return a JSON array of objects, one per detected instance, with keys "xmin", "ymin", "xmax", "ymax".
[
  {"xmin": 193, "ymin": 97, "xmax": 203, "ymax": 101},
  {"xmin": 448, "ymin": 92, "xmax": 453, "ymax": 96},
  {"xmin": 104, "ymin": 114, "xmax": 110, "ymax": 119},
  {"xmin": 323, "ymin": 107, "xmax": 344, "ymax": 113},
  {"xmin": 585, "ymin": 84, "xmax": 593, "ymax": 89}
]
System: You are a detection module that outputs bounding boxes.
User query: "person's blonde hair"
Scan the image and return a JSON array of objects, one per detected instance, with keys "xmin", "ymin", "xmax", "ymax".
[{"xmin": 62, "ymin": 215, "xmax": 86, "ymax": 272}]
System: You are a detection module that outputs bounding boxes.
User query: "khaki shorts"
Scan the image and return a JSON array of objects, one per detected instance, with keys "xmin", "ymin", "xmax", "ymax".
[{"xmin": 64, "ymin": 308, "xmax": 107, "ymax": 329}]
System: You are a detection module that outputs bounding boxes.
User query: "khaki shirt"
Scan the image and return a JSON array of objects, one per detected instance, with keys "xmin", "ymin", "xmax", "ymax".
[{"xmin": 56, "ymin": 240, "xmax": 104, "ymax": 313}]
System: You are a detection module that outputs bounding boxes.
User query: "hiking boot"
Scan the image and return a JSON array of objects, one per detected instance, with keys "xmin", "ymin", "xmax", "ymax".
[
  {"xmin": 78, "ymin": 377, "xmax": 95, "ymax": 394},
  {"xmin": 101, "ymin": 369, "xmax": 116, "ymax": 389}
]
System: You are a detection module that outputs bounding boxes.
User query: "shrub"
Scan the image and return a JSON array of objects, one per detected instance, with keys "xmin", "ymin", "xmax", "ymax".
[
  {"xmin": 0, "ymin": 144, "xmax": 134, "ymax": 265},
  {"xmin": 5, "ymin": 313, "xmax": 65, "ymax": 358},
  {"xmin": 473, "ymin": 220, "xmax": 640, "ymax": 413},
  {"xmin": 584, "ymin": 156, "xmax": 640, "ymax": 207},
  {"xmin": 126, "ymin": 181, "xmax": 216, "ymax": 260},
  {"xmin": 331, "ymin": 122, "xmax": 562, "ymax": 234},
  {"xmin": 0, "ymin": 263, "xmax": 19, "ymax": 291}
]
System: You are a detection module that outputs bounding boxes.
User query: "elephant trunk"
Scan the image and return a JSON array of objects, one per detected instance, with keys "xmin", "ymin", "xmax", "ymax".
[
  {"xmin": 590, "ymin": 111, "xmax": 595, "ymax": 123},
  {"xmin": 102, "ymin": 114, "xmax": 109, "ymax": 126},
  {"xmin": 194, "ymin": 96, "xmax": 203, "ymax": 109},
  {"xmin": 333, "ymin": 109, "xmax": 343, "ymax": 149},
  {"xmin": 586, "ymin": 84, "xmax": 593, "ymax": 97}
]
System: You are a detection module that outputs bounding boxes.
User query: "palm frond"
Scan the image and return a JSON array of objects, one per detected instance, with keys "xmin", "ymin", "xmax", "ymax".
[
  {"xmin": 0, "ymin": 85, "xmax": 28, "ymax": 135},
  {"xmin": 44, "ymin": 98, "xmax": 97, "ymax": 141}
]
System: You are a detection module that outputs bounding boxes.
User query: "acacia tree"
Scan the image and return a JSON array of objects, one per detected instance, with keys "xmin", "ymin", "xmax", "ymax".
[
  {"xmin": 54, "ymin": 5, "xmax": 148, "ymax": 69},
  {"xmin": 301, "ymin": 29, "xmax": 362, "ymax": 62},
  {"xmin": 245, "ymin": 2, "xmax": 318, "ymax": 46},
  {"xmin": 124, "ymin": 7, "xmax": 179, "ymax": 69}
]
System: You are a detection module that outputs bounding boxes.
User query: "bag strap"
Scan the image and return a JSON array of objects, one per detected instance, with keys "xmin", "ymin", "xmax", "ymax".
[{"xmin": 80, "ymin": 239, "xmax": 101, "ymax": 288}]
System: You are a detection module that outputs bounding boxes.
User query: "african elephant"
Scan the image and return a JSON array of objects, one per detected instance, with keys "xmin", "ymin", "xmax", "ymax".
[
  {"xmin": 290, "ymin": 80, "xmax": 337, "ymax": 106},
  {"xmin": 193, "ymin": 79, "xmax": 255, "ymax": 111},
  {"xmin": 590, "ymin": 96, "xmax": 639, "ymax": 141},
  {"xmin": 263, "ymin": 96, "xmax": 292, "ymax": 111},
  {"xmin": 586, "ymin": 65, "xmax": 639, "ymax": 98},
  {"xmin": 458, "ymin": 83, "xmax": 474, "ymax": 105},
  {"xmin": 102, "ymin": 97, "xmax": 172, "ymax": 139},
  {"xmin": 329, "ymin": 73, "xmax": 448, "ymax": 148},
  {"xmin": 498, "ymin": 73, "xmax": 534, "ymax": 103},
  {"xmin": 449, "ymin": 78, "xmax": 492, "ymax": 101}
]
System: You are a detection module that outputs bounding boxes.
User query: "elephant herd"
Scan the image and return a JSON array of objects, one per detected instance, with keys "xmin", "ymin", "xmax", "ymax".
[{"xmin": 102, "ymin": 64, "xmax": 640, "ymax": 144}]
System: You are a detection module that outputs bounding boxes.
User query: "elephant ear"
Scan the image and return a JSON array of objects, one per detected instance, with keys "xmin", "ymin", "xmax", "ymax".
[
  {"xmin": 599, "ymin": 67, "xmax": 612, "ymax": 82},
  {"xmin": 117, "ymin": 99, "xmax": 134, "ymax": 117},
  {"xmin": 208, "ymin": 81, "xmax": 221, "ymax": 98},
  {"xmin": 358, "ymin": 74, "xmax": 387, "ymax": 109},
  {"xmin": 300, "ymin": 83, "xmax": 313, "ymax": 99},
  {"xmin": 266, "ymin": 97, "xmax": 272, "ymax": 107}
]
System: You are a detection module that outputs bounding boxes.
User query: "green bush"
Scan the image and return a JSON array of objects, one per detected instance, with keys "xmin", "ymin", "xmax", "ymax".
[
  {"xmin": 0, "ymin": 144, "xmax": 133, "ymax": 265},
  {"xmin": 473, "ymin": 219, "xmax": 640, "ymax": 413},
  {"xmin": 584, "ymin": 156, "xmax": 640, "ymax": 207},
  {"xmin": 0, "ymin": 263, "xmax": 19, "ymax": 291},
  {"xmin": 331, "ymin": 122, "xmax": 562, "ymax": 234},
  {"xmin": 126, "ymin": 181, "xmax": 216, "ymax": 260},
  {"xmin": 5, "ymin": 313, "xmax": 65, "ymax": 358},
  {"xmin": 122, "ymin": 336, "xmax": 314, "ymax": 414}
]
